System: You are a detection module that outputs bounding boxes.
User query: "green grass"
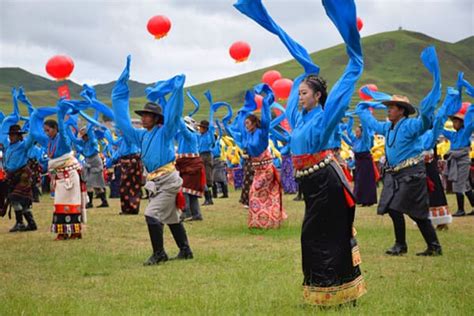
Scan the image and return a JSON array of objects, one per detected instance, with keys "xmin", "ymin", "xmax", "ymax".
[{"xmin": 1, "ymin": 188, "xmax": 473, "ymax": 315}]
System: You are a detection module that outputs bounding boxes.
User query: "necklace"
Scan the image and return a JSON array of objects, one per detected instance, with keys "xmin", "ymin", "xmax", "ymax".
[
  {"xmin": 387, "ymin": 118, "xmax": 406, "ymax": 148},
  {"xmin": 48, "ymin": 135, "xmax": 59, "ymax": 158}
]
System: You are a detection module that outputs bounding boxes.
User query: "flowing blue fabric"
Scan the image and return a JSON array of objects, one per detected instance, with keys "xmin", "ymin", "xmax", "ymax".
[
  {"xmin": 234, "ymin": 0, "xmax": 319, "ymax": 75},
  {"xmin": 186, "ymin": 90, "xmax": 200, "ymax": 117},
  {"xmin": 359, "ymin": 86, "xmax": 391, "ymax": 102}
]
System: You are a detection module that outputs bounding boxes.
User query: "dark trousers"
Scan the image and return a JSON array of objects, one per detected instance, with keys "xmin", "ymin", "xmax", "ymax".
[{"xmin": 388, "ymin": 210, "xmax": 440, "ymax": 247}]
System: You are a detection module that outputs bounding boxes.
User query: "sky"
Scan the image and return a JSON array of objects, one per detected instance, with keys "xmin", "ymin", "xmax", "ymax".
[{"xmin": 0, "ymin": 0, "xmax": 473, "ymax": 87}]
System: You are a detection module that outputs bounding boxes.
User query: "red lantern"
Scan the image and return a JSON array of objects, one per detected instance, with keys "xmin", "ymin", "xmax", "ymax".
[
  {"xmin": 254, "ymin": 95, "xmax": 263, "ymax": 111},
  {"xmin": 272, "ymin": 78, "xmax": 293, "ymax": 101},
  {"xmin": 229, "ymin": 41, "xmax": 251, "ymax": 63},
  {"xmin": 45, "ymin": 55, "xmax": 74, "ymax": 81},
  {"xmin": 262, "ymin": 70, "xmax": 282, "ymax": 86},
  {"xmin": 357, "ymin": 17, "xmax": 363, "ymax": 32},
  {"xmin": 359, "ymin": 84, "xmax": 378, "ymax": 100},
  {"xmin": 147, "ymin": 15, "xmax": 171, "ymax": 39}
]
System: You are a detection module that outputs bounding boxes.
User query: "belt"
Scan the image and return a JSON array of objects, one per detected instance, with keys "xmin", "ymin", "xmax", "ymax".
[
  {"xmin": 146, "ymin": 162, "xmax": 175, "ymax": 181},
  {"xmin": 292, "ymin": 151, "xmax": 333, "ymax": 178},
  {"xmin": 177, "ymin": 153, "xmax": 200, "ymax": 159},
  {"xmin": 385, "ymin": 154, "xmax": 424, "ymax": 173},
  {"xmin": 251, "ymin": 158, "xmax": 273, "ymax": 168}
]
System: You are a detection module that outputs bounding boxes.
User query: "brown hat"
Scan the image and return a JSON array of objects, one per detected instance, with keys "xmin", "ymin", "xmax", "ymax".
[
  {"xmin": 382, "ymin": 95, "xmax": 416, "ymax": 116},
  {"xmin": 197, "ymin": 120, "xmax": 210, "ymax": 128},
  {"xmin": 7, "ymin": 124, "xmax": 27, "ymax": 135},
  {"xmin": 135, "ymin": 102, "xmax": 164, "ymax": 119}
]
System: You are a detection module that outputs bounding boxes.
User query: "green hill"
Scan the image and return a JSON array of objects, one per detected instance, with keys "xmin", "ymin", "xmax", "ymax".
[{"xmin": 1, "ymin": 30, "xmax": 473, "ymax": 120}]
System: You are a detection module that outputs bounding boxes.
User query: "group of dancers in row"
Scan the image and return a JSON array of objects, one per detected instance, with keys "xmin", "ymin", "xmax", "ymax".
[{"xmin": 1, "ymin": 0, "xmax": 473, "ymax": 308}]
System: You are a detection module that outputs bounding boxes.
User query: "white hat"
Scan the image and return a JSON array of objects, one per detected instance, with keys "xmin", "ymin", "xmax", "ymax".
[{"xmin": 184, "ymin": 116, "xmax": 197, "ymax": 132}]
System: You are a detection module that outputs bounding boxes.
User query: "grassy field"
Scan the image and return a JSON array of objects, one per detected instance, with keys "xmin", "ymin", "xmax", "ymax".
[{"xmin": 1, "ymin": 188, "xmax": 473, "ymax": 315}]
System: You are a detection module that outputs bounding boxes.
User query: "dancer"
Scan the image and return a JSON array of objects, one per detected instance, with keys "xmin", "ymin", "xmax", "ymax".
[
  {"xmin": 358, "ymin": 46, "xmax": 443, "ymax": 256},
  {"xmin": 175, "ymin": 116, "xmax": 205, "ymax": 221},
  {"xmin": 235, "ymin": 0, "xmax": 366, "ymax": 306},
  {"xmin": 443, "ymin": 83, "xmax": 474, "ymax": 216},
  {"xmin": 112, "ymin": 56, "xmax": 193, "ymax": 265},
  {"xmin": 239, "ymin": 85, "xmax": 286, "ymax": 229},
  {"xmin": 344, "ymin": 117, "xmax": 378, "ymax": 206}
]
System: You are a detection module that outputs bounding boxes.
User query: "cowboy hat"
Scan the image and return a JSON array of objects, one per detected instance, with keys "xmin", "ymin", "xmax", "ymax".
[
  {"xmin": 135, "ymin": 102, "xmax": 164, "ymax": 120},
  {"xmin": 382, "ymin": 95, "xmax": 416, "ymax": 116},
  {"xmin": 6, "ymin": 124, "xmax": 27, "ymax": 135},
  {"xmin": 197, "ymin": 120, "xmax": 210, "ymax": 128},
  {"xmin": 183, "ymin": 116, "xmax": 197, "ymax": 132}
]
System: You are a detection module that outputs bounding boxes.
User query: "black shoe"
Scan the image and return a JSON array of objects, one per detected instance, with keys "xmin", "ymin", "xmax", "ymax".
[
  {"xmin": 385, "ymin": 243, "xmax": 408, "ymax": 256},
  {"xmin": 143, "ymin": 251, "xmax": 169, "ymax": 266},
  {"xmin": 191, "ymin": 217, "xmax": 203, "ymax": 221},
  {"xmin": 416, "ymin": 246, "xmax": 442, "ymax": 256},
  {"xmin": 24, "ymin": 212, "xmax": 37, "ymax": 231},
  {"xmin": 452, "ymin": 210, "xmax": 466, "ymax": 217},
  {"xmin": 85, "ymin": 202, "xmax": 94, "ymax": 209},
  {"xmin": 97, "ymin": 202, "xmax": 109, "ymax": 208},
  {"xmin": 172, "ymin": 249, "xmax": 194, "ymax": 260},
  {"xmin": 9, "ymin": 222, "xmax": 27, "ymax": 233}
]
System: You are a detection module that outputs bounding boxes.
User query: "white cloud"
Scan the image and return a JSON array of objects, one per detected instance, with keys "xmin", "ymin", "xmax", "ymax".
[{"xmin": 0, "ymin": 0, "xmax": 472, "ymax": 87}]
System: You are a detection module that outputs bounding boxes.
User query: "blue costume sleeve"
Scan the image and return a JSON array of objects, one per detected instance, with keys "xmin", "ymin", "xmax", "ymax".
[
  {"xmin": 404, "ymin": 46, "xmax": 440, "ymax": 137},
  {"xmin": 29, "ymin": 107, "xmax": 58, "ymax": 148},
  {"xmin": 186, "ymin": 90, "xmax": 200, "ymax": 117},
  {"xmin": 254, "ymin": 83, "xmax": 273, "ymax": 133},
  {"xmin": 319, "ymin": 0, "xmax": 364, "ymax": 146},
  {"xmin": 356, "ymin": 102, "xmax": 390, "ymax": 136},
  {"xmin": 146, "ymin": 74, "xmax": 186, "ymax": 140},
  {"xmin": 111, "ymin": 56, "xmax": 144, "ymax": 147},
  {"xmin": 234, "ymin": 0, "xmax": 319, "ymax": 75}
]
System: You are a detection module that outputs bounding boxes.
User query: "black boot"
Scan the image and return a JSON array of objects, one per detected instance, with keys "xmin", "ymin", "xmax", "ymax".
[
  {"xmin": 466, "ymin": 191, "xmax": 474, "ymax": 215},
  {"xmin": 143, "ymin": 221, "xmax": 168, "ymax": 266},
  {"xmin": 221, "ymin": 182, "xmax": 229, "ymax": 198},
  {"xmin": 202, "ymin": 191, "xmax": 213, "ymax": 206},
  {"xmin": 414, "ymin": 218, "xmax": 442, "ymax": 256},
  {"xmin": 86, "ymin": 192, "xmax": 94, "ymax": 208},
  {"xmin": 168, "ymin": 223, "xmax": 193, "ymax": 260},
  {"xmin": 416, "ymin": 242, "xmax": 442, "ymax": 256},
  {"xmin": 212, "ymin": 183, "xmax": 218, "ymax": 199},
  {"xmin": 453, "ymin": 193, "xmax": 465, "ymax": 216},
  {"xmin": 23, "ymin": 211, "xmax": 37, "ymax": 231},
  {"xmin": 385, "ymin": 243, "xmax": 408, "ymax": 256},
  {"xmin": 97, "ymin": 192, "xmax": 109, "ymax": 208},
  {"xmin": 9, "ymin": 211, "xmax": 26, "ymax": 232}
]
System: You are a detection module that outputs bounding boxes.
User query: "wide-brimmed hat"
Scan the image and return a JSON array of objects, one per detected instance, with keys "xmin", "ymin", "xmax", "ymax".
[
  {"xmin": 382, "ymin": 95, "xmax": 416, "ymax": 116},
  {"xmin": 7, "ymin": 124, "xmax": 27, "ymax": 135},
  {"xmin": 135, "ymin": 102, "xmax": 164, "ymax": 119},
  {"xmin": 183, "ymin": 116, "xmax": 197, "ymax": 132},
  {"xmin": 197, "ymin": 120, "xmax": 210, "ymax": 128},
  {"xmin": 450, "ymin": 102, "xmax": 469, "ymax": 121}
]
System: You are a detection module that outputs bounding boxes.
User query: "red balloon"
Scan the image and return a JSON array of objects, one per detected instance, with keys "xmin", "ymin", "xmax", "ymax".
[
  {"xmin": 147, "ymin": 15, "xmax": 171, "ymax": 39},
  {"xmin": 262, "ymin": 70, "xmax": 282, "ymax": 86},
  {"xmin": 229, "ymin": 41, "xmax": 251, "ymax": 63},
  {"xmin": 45, "ymin": 55, "xmax": 74, "ymax": 81},
  {"xmin": 272, "ymin": 78, "xmax": 293, "ymax": 101},
  {"xmin": 359, "ymin": 84, "xmax": 378, "ymax": 100},
  {"xmin": 357, "ymin": 17, "xmax": 363, "ymax": 32},
  {"xmin": 254, "ymin": 95, "xmax": 263, "ymax": 111}
]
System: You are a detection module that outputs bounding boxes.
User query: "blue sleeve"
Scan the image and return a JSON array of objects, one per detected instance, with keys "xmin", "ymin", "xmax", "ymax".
[
  {"xmin": 441, "ymin": 129, "xmax": 455, "ymax": 141},
  {"xmin": 342, "ymin": 131, "xmax": 353, "ymax": 147},
  {"xmin": 357, "ymin": 107, "xmax": 389, "ymax": 136},
  {"xmin": 65, "ymin": 123, "xmax": 83, "ymax": 146},
  {"xmin": 111, "ymin": 56, "xmax": 143, "ymax": 146},
  {"xmin": 57, "ymin": 103, "xmax": 72, "ymax": 150}
]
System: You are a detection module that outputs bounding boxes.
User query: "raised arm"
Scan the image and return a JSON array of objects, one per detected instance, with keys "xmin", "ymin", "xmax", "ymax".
[
  {"xmin": 406, "ymin": 46, "xmax": 441, "ymax": 136},
  {"xmin": 146, "ymin": 74, "xmax": 186, "ymax": 139},
  {"xmin": 111, "ymin": 55, "xmax": 142, "ymax": 146}
]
